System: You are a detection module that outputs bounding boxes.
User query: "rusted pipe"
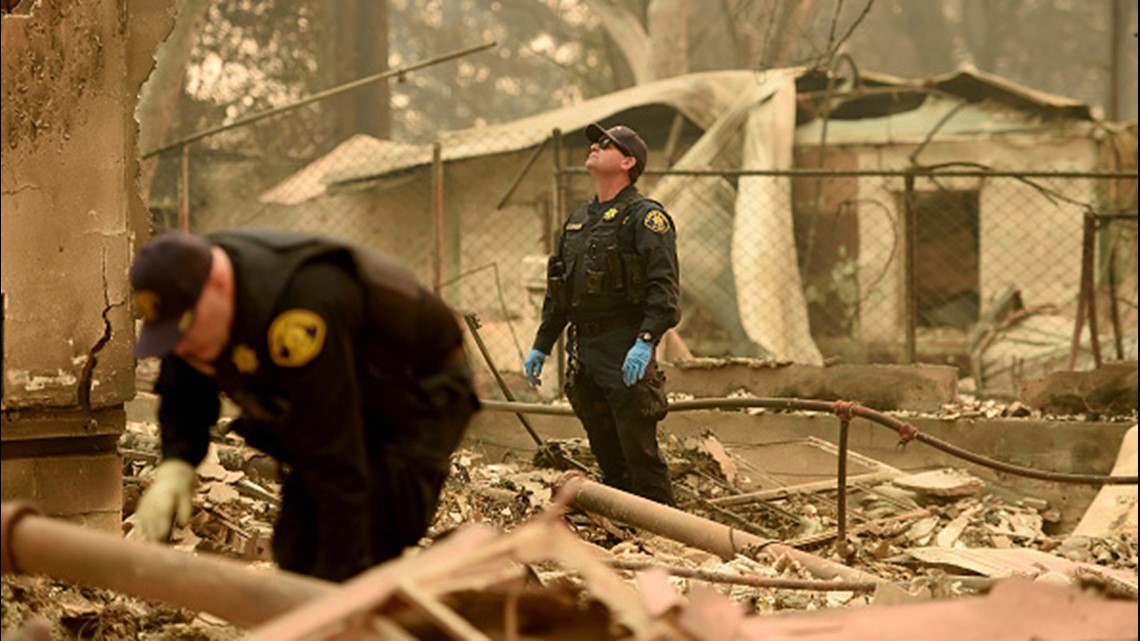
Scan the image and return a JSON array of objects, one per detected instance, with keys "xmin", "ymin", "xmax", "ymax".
[
  {"xmin": 1, "ymin": 502, "xmax": 333, "ymax": 627},
  {"xmin": 606, "ymin": 559, "xmax": 878, "ymax": 593},
  {"xmin": 834, "ymin": 402, "xmax": 853, "ymax": 555},
  {"xmin": 559, "ymin": 476, "xmax": 882, "ymax": 584},
  {"xmin": 464, "ymin": 313, "xmax": 544, "ymax": 446},
  {"xmin": 482, "ymin": 398, "xmax": 1139, "ymax": 485}
]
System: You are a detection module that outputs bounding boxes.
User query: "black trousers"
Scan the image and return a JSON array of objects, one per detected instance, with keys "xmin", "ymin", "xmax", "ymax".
[
  {"xmin": 565, "ymin": 322, "xmax": 675, "ymax": 505},
  {"xmin": 272, "ymin": 364, "xmax": 479, "ymax": 580}
]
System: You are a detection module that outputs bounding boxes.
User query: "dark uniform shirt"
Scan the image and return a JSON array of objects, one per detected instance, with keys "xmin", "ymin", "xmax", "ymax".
[
  {"xmin": 153, "ymin": 230, "xmax": 468, "ymax": 580},
  {"xmin": 533, "ymin": 184, "xmax": 680, "ymax": 354}
]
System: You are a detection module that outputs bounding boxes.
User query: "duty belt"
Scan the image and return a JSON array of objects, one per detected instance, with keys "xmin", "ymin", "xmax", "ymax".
[
  {"xmin": 575, "ymin": 321, "xmax": 604, "ymax": 337},
  {"xmin": 572, "ymin": 318, "xmax": 637, "ymax": 337}
]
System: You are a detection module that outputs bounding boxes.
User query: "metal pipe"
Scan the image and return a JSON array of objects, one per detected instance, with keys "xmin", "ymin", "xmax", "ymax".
[
  {"xmin": 1068, "ymin": 212, "xmax": 1096, "ymax": 370},
  {"xmin": 903, "ymin": 171, "xmax": 917, "ymax": 364},
  {"xmin": 552, "ymin": 127, "xmax": 567, "ymax": 393},
  {"xmin": 481, "ymin": 397, "xmax": 1139, "ymax": 486},
  {"xmin": 464, "ymin": 313, "xmax": 544, "ymax": 447},
  {"xmin": 1085, "ymin": 213, "xmax": 1103, "ymax": 367},
  {"xmin": 564, "ymin": 167, "xmax": 1140, "ymax": 179},
  {"xmin": 495, "ymin": 135, "xmax": 549, "ymax": 210},
  {"xmin": 707, "ymin": 471, "xmax": 898, "ymax": 507},
  {"xmin": 1, "ymin": 502, "xmax": 333, "ymax": 627},
  {"xmin": 142, "ymin": 42, "xmax": 496, "ymax": 158},
  {"xmin": 481, "ymin": 399, "xmax": 574, "ymax": 415},
  {"xmin": 674, "ymin": 484, "xmax": 779, "ymax": 539},
  {"xmin": 606, "ymin": 559, "xmax": 878, "ymax": 593},
  {"xmin": 431, "ymin": 141, "xmax": 444, "ymax": 295},
  {"xmin": 561, "ymin": 477, "xmax": 882, "ymax": 584},
  {"xmin": 836, "ymin": 413, "xmax": 850, "ymax": 553},
  {"xmin": 179, "ymin": 144, "xmax": 190, "ymax": 231},
  {"xmin": 1107, "ymin": 241, "xmax": 1124, "ymax": 360}
]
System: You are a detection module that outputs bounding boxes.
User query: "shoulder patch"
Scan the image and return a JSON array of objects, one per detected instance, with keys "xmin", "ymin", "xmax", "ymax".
[
  {"xmin": 268, "ymin": 309, "xmax": 326, "ymax": 367},
  {"xmin": 644, "ymin": 210, "xmax": 671, "ymax": 234}
]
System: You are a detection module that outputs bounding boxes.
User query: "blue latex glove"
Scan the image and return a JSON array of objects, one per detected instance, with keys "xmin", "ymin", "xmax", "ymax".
[
  {"xmin": 524, "ymin": 349, "xmax": 547, "ymax": 386},
  {"xmin": 622, "ymin": 338, "xmax": 654, "ymax": 386}
]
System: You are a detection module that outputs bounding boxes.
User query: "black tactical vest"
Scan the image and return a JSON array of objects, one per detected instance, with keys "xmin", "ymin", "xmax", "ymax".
[
  {"xmin": 211, "ymin": 229, "xmax": 461, "ymax": 379},
  {"xmin": 559, "ymin": 191, "xmax": 658, "ymax": 316}
]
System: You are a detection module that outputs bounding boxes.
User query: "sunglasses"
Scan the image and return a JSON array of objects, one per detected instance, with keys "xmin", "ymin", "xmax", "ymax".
[{"xmin": 597, "ymin": 137, "xmax": 630, "ymax": 156}]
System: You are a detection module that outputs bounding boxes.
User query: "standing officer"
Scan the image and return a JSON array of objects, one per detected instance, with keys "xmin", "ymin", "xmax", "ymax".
[
  {"xmin": 129, "ymin": 229, "xmax": 478, "ymax": 582},
  {"xmin": 524, "ymin": 123, "xmax": 680, "ymax": 505}
]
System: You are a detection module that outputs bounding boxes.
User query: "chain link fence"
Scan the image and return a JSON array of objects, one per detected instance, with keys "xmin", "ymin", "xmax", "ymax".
[{"xmin": 146, "ymin": 118, "xmax": 1138, "ymax": 401}]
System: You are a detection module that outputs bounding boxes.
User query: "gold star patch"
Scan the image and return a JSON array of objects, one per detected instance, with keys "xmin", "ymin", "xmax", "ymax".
[
  {"xmin": 602, "ymin": 207, "xmax": 618, "ymax": 220},
  {"xmin": 268, "ymin": 309, "xmax": 326, "ymax": 367},
  {"xmin": 644, "ymin": 210, "xmax": 671, "ymax": 234},
  {"xmin": 232, "ymin": 345, "xmax": 259, "ymax": 373}
]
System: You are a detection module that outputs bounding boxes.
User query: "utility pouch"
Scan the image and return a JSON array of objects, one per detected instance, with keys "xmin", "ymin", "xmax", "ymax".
[
  {"xmin": 547, "ymin": 256, "xmax": 567, "ymax": 312},
  {"xmin": 623, "ymin": 251, "xmax": 646, "ymax": 304},
  {"xmin": 637, "ymin": 368, "xmax": 669, "ymax": 421},
  {"xmin": 606, "ymin": 245, "xmax": 624, "ymax": 292},
  {"xmin": 585, "ymin": 269, "xmax": 605, "ymax": 294}
]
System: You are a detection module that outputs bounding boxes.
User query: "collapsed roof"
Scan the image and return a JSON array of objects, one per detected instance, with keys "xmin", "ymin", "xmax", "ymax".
[{"xmin": 261, "ymin": 67, "xmax": 1108, "ymax": 206}]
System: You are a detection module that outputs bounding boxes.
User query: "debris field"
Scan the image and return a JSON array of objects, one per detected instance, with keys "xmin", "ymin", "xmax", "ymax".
[{"xmin": 2, "ymin": 393, "xmax": 1136, "ymax": 640}]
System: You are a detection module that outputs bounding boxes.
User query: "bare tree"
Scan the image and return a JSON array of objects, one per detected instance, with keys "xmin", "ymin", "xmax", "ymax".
[
  {"xmin": 136, "ymin": 0, "xmax": 211, "ymax": 203},
  {"xmin": 648, "ymin": 0, "xmax": 692, "ymax": 79},
  {"xmin": 582, "ymin": 0, "xmax": 655, "ymax": 83},
  {"xmin": 324, "ymin": 0, "xmax": 390, "ymax": 141}
]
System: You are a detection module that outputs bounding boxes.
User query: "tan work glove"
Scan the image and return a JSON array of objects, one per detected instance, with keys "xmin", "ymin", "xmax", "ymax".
[{"xmin": 134, "ymin": 459, "xmax": 197, "ymax": 542}]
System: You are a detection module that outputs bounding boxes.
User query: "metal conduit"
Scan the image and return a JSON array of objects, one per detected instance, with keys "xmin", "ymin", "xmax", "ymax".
[
  {"xmin": 0, "ymin": 503, "xmax": 333, "ymax": 627},
  {"xmin": 562, "ymin": 477, "xmax": 882, "ymax": 584},
  {"xmin": 479, "ymin": 398, "xmax": 1139, "ymax": 486}
]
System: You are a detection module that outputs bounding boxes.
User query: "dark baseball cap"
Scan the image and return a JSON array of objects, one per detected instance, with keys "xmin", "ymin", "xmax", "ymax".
[
  {"xmin": 129, "ymin": 231, "xmax": 213, "ymax": 358},
  {"xmin": 585, "ymin": 123, "xmax": 647, "ymax": 182}
]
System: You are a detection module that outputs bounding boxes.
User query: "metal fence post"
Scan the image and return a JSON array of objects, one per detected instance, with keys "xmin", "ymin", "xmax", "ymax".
[
  {"xmin": 177, "ymin": 144, "xmax": 191, "ymax": 232},
  {"xmin": 431, "ymin": 141, "xmax": 444, "ymax": 296},
  {"xmin": 1099, "ymin": 211, "xmax": 1138, "ymax": 361},
  {"xmin": 834, "ymin": 401, "xmax": 855, "ymax": 559},
  {"xmin": 903, "ymin": 171, "xmax": 917, "ymax": 364},
  {"xmin": 1068, "ymin": 211, "xmax": 1103, "ymax": 370},
  {"xmin": 552, "ymin": 128, "xmax": 566, "ymax": 393},
  {"xmin": 1085, "ymin": 213, "xmax": 1104, "ymax": 368}
]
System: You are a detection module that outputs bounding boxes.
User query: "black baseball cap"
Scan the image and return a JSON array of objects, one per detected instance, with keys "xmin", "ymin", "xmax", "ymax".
[
  {"xmin": 129, "ymin": 231, "xmax": 213, "ymax": 357},
  {"xmin": 585, "ymin": 123, "xmax": 648, "ymax": 182}
]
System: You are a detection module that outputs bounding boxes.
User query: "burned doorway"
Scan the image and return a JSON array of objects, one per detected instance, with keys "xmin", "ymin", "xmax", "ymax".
[{"xmin": 911, "ymin": 190, "xmax": 981, "ymax": 330}]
